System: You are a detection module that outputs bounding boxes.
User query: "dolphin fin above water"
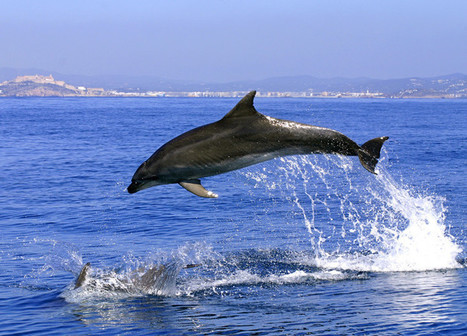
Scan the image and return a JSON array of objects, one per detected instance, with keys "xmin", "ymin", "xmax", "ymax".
[
  {"xmin": 74, "ymin": 262, "xmax": 91, "ymax": 289},
  {"xmin": 128, "ymin": 91, "xmax": 389, "ymax": 198},
  {"xmin": 221, "ymin": 90, "xmax": 260, "ymax": 119}
]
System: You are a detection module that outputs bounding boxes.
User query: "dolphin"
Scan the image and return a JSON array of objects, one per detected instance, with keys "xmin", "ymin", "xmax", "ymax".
[
  {"xmin": 74, "ymin": 262, "xmax": 200, "ymax": 292},
  {"xmin": 128, "ymin": 91, "xmax": 388, "ymax": 198}
]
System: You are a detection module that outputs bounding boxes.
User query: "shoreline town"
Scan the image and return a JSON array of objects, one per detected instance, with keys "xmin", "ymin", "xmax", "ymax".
[{"xmin": 0, "ymin": 74, "xmax": 465, "ymax": 99}]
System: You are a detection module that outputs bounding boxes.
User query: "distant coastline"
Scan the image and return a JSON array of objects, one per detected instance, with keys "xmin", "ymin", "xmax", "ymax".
[{"xmin": 0, "ymin": 74, "xmax": 465, "ymax": 98}]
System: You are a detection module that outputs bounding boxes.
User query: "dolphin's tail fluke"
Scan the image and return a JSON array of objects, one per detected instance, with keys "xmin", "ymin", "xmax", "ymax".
[{"xmin": 357, "ymin": 136, "xmax": 389, "ymax": 174}]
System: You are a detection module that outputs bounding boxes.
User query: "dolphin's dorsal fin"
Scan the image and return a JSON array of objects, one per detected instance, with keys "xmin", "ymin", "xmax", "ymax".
[
  {"xmin": 222, "ymin": 90, "xmax": 261, "ymax": 120},
  {"xmin": 74, "ymin": 262, "xmax": 91, "ymax": 289},
  {"xmin": 179, "ymin": 179, "xmax": 218, "ymax": 198}
]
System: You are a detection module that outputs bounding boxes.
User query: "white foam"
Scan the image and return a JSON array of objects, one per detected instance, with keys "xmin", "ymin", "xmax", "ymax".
[
  {"xmin": 61, "ymin": 243, "xmax": 213, "ymax": 302},
  {"xmin": 244, "ymin": 155, "xmax": 462, "ymax": 272},
  {"xmin": 180, "ymin": 268, "xmax": 357, "ymax": 295},
  {"xmin": 312, "ymin": 171, "xmax": 462, "ymax": 272}
]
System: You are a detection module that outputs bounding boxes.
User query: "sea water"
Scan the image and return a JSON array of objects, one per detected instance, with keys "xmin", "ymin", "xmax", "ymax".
[{"xmin": 0, "ymin": 97, "xmax": 465, "ymax": 335}]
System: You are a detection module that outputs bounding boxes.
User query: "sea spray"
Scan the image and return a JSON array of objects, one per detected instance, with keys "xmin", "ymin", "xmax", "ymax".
[
  {"xmin": 61, "ymin": 242, "xmax": 216, "ymax": 301},
  {"xmin": 241, "ymin": 154, "xmax": 462, "ymax": 272},
  {"xmin": 360, "ymin": 170, "xmax": 462, "ymax": 271},
  {"xmin": 60, "ymin": 151, "xmax": 462, "ymax": 302}
]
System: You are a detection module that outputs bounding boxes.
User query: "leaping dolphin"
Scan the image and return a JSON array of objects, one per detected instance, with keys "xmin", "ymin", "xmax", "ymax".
[{"xmin": 128, "ymin": 91, "xmax": 388, "ymax": 198}]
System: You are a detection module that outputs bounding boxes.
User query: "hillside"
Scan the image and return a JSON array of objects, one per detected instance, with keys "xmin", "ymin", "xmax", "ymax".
[
  {"xmin": 0, "ymin": 69, "xmax": 465, "ymax": 98},
  {"xmin": 0, "ymin": 75, "xmax": 106, "ymax": 97}
]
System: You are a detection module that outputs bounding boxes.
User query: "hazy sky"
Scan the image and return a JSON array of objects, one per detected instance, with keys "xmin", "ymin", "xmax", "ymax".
[{"xmin": 1, "ymin": 0, "xmax": 466, "ymax": 82}]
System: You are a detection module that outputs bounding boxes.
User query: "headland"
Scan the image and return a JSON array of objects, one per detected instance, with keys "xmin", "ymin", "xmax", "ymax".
[{"xmin": 0, "ymin": 74, "xmax": 465, "ymax": 98}]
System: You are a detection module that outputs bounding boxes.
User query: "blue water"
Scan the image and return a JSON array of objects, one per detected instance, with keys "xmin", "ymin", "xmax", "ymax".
[{"xmin": 0, "ymin": 97, "xmax": 465, "ymax": 335}]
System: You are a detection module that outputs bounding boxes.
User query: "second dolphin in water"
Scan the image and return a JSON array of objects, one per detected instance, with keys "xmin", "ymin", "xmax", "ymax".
[
  {"xmin": 128, "ymin": 91, "xmax": 388, "ymax": 198},
  {"xmin": 74, "ymin": 262, "xmax": 200, "ymax": 293}
]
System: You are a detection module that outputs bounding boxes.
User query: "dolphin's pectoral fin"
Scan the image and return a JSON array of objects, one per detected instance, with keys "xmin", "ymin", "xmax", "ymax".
[{"xmin": 179, "ymin": 179, "xmax": 218, "ymax": 198}]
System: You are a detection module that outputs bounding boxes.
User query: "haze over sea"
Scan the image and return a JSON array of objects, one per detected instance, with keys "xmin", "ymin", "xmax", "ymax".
[{"xmin": 0, "ymin": 97, "xmax": 465, "ymax": 335}]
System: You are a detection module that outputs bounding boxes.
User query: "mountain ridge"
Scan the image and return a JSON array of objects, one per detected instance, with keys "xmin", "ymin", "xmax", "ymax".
[{"xmin": 0, "ymin": 67, "xmax": 465, "ymax": 97}]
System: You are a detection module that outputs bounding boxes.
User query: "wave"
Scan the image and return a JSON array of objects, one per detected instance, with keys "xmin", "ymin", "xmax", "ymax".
[
  {"xmin": 57, "ymin": 241, "xmax": 463, "ymax": 303},
  {"xmin": 60, "ymin": 246, "xmax": 369, "ymax": 302}
]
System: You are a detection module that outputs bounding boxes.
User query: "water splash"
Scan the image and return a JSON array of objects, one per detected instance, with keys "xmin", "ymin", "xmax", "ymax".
[
  {"xmin": 59, "ymin": 151, "xmax": 462, "ymax": 301},
  {"xmin": 242, "ymin": 154, "xmax": 462, "ymax": 272},
  {"xmin": 178, "ymin": 248, "xmax": 368, "ymax": 296},
  {"xmin": 63, "ymin": 262, "xmax": 181, "ymax": 301},
  {"xmin": 61, "ymin": 242, "xmax": 214, "ymax": 302}
]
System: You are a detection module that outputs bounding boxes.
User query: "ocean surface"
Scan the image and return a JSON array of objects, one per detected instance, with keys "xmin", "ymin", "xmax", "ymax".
[{"xmin": 0, "ymin": 97, "xmax": 465, "ymax": 335}]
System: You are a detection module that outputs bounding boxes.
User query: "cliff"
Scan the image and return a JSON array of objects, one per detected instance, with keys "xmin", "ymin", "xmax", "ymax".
[{"xmin": 0, "ymin": 75, "xmax": 106, "ymax": 97}]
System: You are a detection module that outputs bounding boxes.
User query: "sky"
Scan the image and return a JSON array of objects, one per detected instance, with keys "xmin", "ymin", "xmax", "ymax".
[{"xmin": 1, "ymin": 0, "xmax": 466, "ymax": 82}]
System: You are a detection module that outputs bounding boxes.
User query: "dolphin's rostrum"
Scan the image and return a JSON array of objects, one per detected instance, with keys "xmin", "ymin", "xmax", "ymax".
[{"xmin": 128, "ymin": 91, "xmax": 388, "ymax": 198}]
